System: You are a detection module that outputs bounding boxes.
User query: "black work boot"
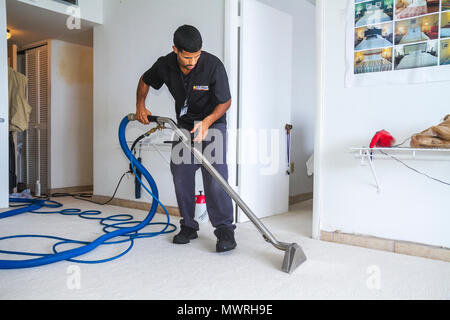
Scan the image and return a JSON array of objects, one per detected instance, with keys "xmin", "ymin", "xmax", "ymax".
[
  {"xmin": 214, "ymin": 228, "xmax": 237, "ymax": 253},
  {"xmin": 173, "ymin": 226, "xmax": 198, "ymax": 244}
]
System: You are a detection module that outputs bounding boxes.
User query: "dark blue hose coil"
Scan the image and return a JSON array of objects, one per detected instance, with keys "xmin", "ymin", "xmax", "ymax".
[{"xmin": 0, "ymin": 116, "xmax": 175, "ymax": 269}]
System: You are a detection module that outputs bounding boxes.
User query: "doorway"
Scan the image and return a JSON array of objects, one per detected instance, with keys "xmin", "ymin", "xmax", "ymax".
[
  {"xmin": 6, "ymin": 0, "xmax": 95, "ymax": 197},
  {"xmin": 224, "ymin": 0, "xmax": 316, "ymax": 233}
]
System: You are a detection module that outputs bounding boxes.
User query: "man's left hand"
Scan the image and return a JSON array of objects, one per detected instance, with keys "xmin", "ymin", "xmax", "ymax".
[{"xmin": 191, "ymin": 120, "xmax": 211, "ymax": 143}]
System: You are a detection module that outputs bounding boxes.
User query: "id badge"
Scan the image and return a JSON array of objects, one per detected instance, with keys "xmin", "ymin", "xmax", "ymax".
[{"xmin": 180, "ymin": 99, "xmax": 188, "ymax": 118}]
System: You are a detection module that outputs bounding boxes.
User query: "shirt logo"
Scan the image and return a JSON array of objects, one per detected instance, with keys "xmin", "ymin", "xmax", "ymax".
[{"xmin": 193, "ymin": 85, "xmax": 209, "ymax": 91}]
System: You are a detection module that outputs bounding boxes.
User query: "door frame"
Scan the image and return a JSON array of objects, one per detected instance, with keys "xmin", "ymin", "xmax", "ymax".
[
  {"xmin": 1, "ymin": 0, "xmax": 9, "ymax": 208},
  {"xmin": 312, "ymin": 0, "xmax": 325, "ymax": 240},
  {"xmin": 224, "ymin": 0, "xmax": 293, "ymax": 222},
  {"xmin": 224, "ymin": 0, "xmax": 324, "ymax": 239},
  {"xmin": 224, "ymin": 0, "xmax": 241, "ymax": 222}
]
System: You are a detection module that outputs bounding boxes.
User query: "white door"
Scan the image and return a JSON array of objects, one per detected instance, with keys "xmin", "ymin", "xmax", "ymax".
[
  {"xmin": 237, "ymin": 0, "xmax": 293, "ymax": 222},
  {"xmin": 0, "ymin": 0, "xmax": 9, "ymax": 208},
  {"xmin": 24, "ymin": 45, "xmax": 50, "ymax": 195}
]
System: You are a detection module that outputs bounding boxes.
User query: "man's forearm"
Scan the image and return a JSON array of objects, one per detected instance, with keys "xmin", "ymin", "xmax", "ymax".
[
  {"xmin": 136, "ymin": 76, "xmax": 152, "ymax": 124},
  {"xmin": 136, "ymin": 76, "xmax": 150, "ymax": 109},
  {"xmin": 204, "ymin": 99, "xmax": 232, "ymax": 126}
]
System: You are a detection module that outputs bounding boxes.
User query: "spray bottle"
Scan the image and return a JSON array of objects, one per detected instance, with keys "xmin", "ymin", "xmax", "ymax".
[
  {"xmin": 35, "ymin": 180, "xmax": 41, "ymax": 197},
  {"xmin": 195, "ymin": 191, "xmax": 208, "ymax": 224}
]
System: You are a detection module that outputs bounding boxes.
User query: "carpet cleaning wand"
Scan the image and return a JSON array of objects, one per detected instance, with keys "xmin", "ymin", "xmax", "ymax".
[{"xmin": 128, "ymin": 114, "xmax": 307, "ymax": 274}]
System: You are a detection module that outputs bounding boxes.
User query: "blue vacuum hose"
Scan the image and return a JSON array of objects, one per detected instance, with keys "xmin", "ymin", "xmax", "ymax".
[{"xmin": 0, "ymin": 116, "xmax": 172, "ymax": 269}]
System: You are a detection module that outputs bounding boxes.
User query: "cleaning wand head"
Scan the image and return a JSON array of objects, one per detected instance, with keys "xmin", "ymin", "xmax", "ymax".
[{"xmin": 281, "ymin": 242, "xmax": 307, "ymax": 274}]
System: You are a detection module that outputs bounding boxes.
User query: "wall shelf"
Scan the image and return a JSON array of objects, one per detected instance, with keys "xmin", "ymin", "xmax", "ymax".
[
  {"xmin": 350, "ymin": 147, "xmax": 450, "ymax": 193},
  {"xmin": 351, "ymin": 147, "xmax": 450, "ymax": 161}
]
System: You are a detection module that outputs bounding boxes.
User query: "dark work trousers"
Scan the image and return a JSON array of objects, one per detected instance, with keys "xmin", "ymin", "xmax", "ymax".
[{"xmin": 170, "ymin": 122, "xmax": 235, "ymax": 232}]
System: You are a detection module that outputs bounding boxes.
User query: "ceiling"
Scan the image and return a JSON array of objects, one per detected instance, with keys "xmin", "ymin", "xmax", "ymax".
[
  {"xmin": 6, "ymin": 0, "xmax": 95, "ymax": 49},
  {"xmin": 5, "ymin": 0, "xmax": 315, "ymax": 49}
]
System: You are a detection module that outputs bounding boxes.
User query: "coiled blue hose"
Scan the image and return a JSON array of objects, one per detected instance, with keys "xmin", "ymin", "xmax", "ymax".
[{"xmin": 0, "ymin": 116, "xmax": 176, "ymax": 269}]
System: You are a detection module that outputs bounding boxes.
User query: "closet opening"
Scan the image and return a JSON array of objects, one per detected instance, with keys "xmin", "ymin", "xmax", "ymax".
[{"xmin": 6, "ymin": 0, "xmax": 94, "ymax": 197}]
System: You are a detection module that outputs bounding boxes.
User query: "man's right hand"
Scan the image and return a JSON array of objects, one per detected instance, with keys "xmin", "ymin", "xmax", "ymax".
[{"xmin": 136, "ymin": 107, "xmax": 152, "ymax": 125}]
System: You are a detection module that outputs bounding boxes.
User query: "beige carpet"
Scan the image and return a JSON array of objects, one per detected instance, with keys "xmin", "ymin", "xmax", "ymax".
[{"xmin": 0, "ymin": 198, "xmax": 449, "ymax": 300}]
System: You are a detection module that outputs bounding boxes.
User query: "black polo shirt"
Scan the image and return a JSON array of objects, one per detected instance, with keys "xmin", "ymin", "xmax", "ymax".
[{"xmin": 142, "ymin": 51, "xmax": 231, "ymax": 130}]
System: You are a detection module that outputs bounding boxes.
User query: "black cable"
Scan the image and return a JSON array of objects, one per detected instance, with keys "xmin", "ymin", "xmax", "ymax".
[
  {"xmin": 45, "ymin": 171, "xmax": 132, "ymax": 206},
  {"xmin": 27, "ymin": 133, "xmax": 148, "ymax": 205},
  {"xmin": 392, "ymin": 136, "xmax": 412, "ymax": 148},
  {"xmin": 379, "ymin": 150, "xmax": 450, "ymax": 186}
]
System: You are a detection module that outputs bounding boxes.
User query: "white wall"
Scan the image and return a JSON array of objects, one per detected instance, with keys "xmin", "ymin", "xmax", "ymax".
[
  {"xmin": 316, "ymin": 0, "xmax": 450, "ymax": 248},
  {"xmin": 254, "ymin": 0, "xmax": 316, "ymax": 197},
  {"xmin": 93, "ymin": 0, "xmax": 225, "ymax": 206},
  {"xmin": 50, "ymin": 40, "xmax": 93, "ymax": 189},
  {"xmin": 0, "ymin": 0, "xmax": 9, "ymax": 208},
  {"xmin": 16, "ymin": 0, "xmax": 103, "ymax": 24}
]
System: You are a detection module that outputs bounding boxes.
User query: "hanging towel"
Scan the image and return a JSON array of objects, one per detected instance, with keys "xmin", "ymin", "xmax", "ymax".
[{"xmin": 8, "ymin": 67, "xmax": 32, "ymax": 132}]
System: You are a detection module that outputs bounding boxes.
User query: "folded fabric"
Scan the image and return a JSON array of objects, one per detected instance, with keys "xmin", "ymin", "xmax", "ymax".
[
  {"xmin": 431, "ymin": 126, "xmax": 450, "ymax": 141},
  {"xmin": 411, "ymin": 115, "xmax": 450, "ymax": 149}
]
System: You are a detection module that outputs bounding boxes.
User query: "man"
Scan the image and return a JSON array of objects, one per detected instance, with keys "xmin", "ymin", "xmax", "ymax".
[{"xmin": 136, "ymin": 25, "xmax": 236, "ymax": 253}]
